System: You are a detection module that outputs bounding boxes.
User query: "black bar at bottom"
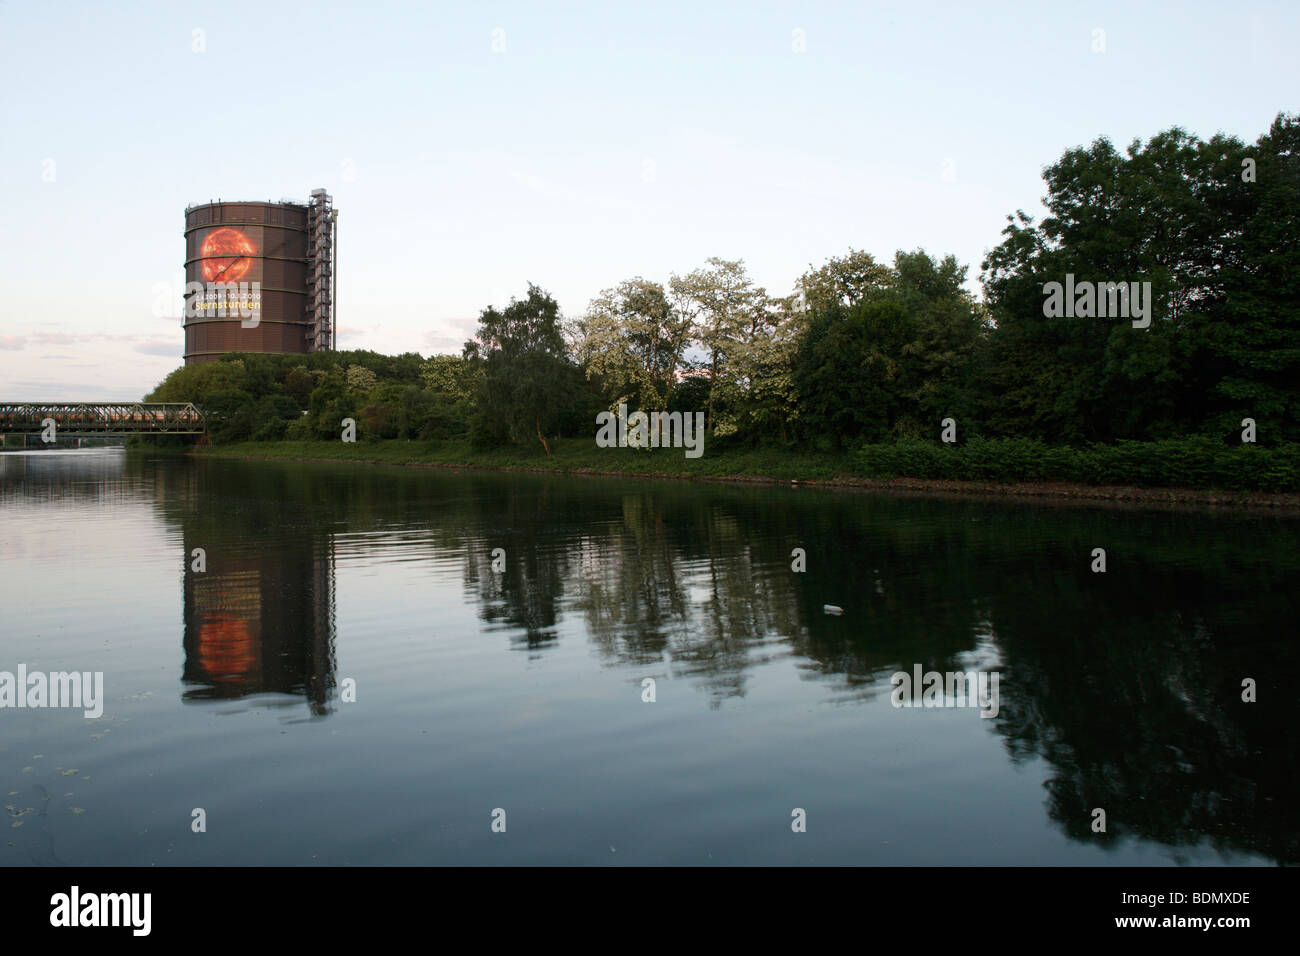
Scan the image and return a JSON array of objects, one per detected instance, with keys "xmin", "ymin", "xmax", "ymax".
[{"xmin": 4, "ymin": 865, "xmax": 1286, "ymax": 941}]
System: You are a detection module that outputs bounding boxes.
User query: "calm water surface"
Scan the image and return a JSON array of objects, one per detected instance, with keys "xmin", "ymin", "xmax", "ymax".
[{"xmin": 1, "ymin": 449, "xmax": 1296, "ymax": 865}]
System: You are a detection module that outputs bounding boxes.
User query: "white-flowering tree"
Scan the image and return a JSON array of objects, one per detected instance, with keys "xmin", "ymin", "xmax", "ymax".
[
  {"xmin": 670, "ymin": 257, "xmax": 770, "ymax": 433},
  {"xmin": 572, "ymin": 277, "xmax": 693, "ymax": 417}
]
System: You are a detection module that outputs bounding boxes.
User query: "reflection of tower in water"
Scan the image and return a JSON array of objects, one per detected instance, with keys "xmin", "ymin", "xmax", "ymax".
[{"xmin": 182, "ymin": 534, "xmax": 337, "ymax": 715}]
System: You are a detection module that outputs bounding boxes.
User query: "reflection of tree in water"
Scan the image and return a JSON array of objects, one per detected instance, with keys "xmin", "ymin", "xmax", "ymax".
[
  {"xmin": 467, "ymin": 543, "xmax": 565, "ymax": 650},
  {"xmin": 568, "ymin": 493, "xmax": 808, "ymax": 706},
  {"xmin": 571, "ymin": 497, "xmax": 690, "ymax": 664},
  {"xmin": 680, "ymin": 509, "xmax": 771, "ymax": 705},
  {"xmin": 775, "ymin": 501, "xmax": 999, "ymax": 703},
  {"xmin": 460, "ymin": 481, "xmax": 569, "ymax": 650},
  {"xmin": 986, "ymin": 547, "xmax": 1300, "ymax": 864},
  {"xmin": 564, "ymin": 490, "xmax": 993, "ymax": 707},
  {"xmin": 121, "ymin": 454, "xmax": 1300, "ymax": 859},
  {"xmin": 492, "ymin": 480, "xmax": 1300, "ymax": 862}
]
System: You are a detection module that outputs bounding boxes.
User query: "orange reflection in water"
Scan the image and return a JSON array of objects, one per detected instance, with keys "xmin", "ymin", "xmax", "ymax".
[{"xmin": 196, "ymin": 613, "xmax": 259, "ymax": 683}]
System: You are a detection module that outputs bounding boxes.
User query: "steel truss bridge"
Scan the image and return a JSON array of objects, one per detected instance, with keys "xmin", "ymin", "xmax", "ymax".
[{"xmin": 0, "ymin": 403, "xmax": 205, "ymax": 436}]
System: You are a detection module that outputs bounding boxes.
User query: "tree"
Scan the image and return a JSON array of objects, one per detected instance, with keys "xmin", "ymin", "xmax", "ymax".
[
  {"xmin": 717, "ymin": 294, "xmax": 804, "ymax": 442},
  {"xmin": 979, "ymin": 114, "xmax": 1299, "ymax": 443},
  {"xmin": 306, "ymin": 375, "xmax": 356, "ymax": 440},
  {"xmin": 421, "ymin": 353, "xmax": 479, "ymax": 401},
  {"xmin": 572, "ymin": 277, "xmax": 692, "ymax": 418},
  {"xmin": 284, "ymin": 365, "xmax": 315, "ymax": 408},
  {"xmin": 463, "ymin": 284, "xmax": 575, "ymax": 454},
  {"xmin": 888, "ymin": 250, "xmax": 985, "ymax": 435},
  {"xmin": 145, "ymin": 360, "xmax": 244, "ymax": 405},
  {"xmin": 670, "ymin": 257, "xmax": 768, "ymax": 433},
  {"xmin": 793, "ymin": 249, "xmax": 983, "ymax": 445},
  {"xmin": 1204, "ymin": 112, "xmax": 1300, "ymax": 441},
  {"xmin": 798, "ymin": 248, "xmax": 893, "ymax": 312},
  {"xmin": 346, "ymin": 364, "xmax": 378, "ymax": 395},
  {"xmin": 796, "ymin": 298, "xmax": 913, "ymax": 446}
]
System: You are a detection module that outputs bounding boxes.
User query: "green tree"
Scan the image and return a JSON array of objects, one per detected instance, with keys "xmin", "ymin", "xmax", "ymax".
[
  {"xmin": 346, "ymin": 364, "xmax": 378, "ymax": 395},
  {"xmin": 979, "ymin": 116, "xmax": 1298, "ymax": 443},
  {"xmin": 793, "ymin": 248, "xmax": 983, "ymax": 445},
  {"xmin": 572, "ymin": 277, "xmax": 692, "ymax": 417},
  {"xmin": 798, "ymin": 248, "xmax": 893, "ymax": 312},
  {"xmin": 421, "ymin": 354, "xmax": 479, "ymax": 400},
  {"xmin": 710, "ymin": 293, "xmax": 803, "ymax": 442},
  {"xmin": 145, "ymin": 360, "xmax": 244, "ymax": 404},
  {"xmin": 464, "ymin": 284, "xmax": 575, "ymax": 454},
  {"xmin": 284, "ymin": 365, "xmax": 315, "ymax": 408},
  {"xmin": 670, "ymin": 257, "xmax": 768, "ymax": 433},
  {"xmin": 1203, "ymin": 113, "xmax": 1300, "ymax": 441},
  {"xmin": 307, "ymin": 376, "xmax": 356, "ymax": 440},
  {"xmin": 888, "ymin": 250, "xmax": 985, "ymax": 436}
]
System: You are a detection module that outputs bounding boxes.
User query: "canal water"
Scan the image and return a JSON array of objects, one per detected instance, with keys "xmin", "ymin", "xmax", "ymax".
[{"xmin": 1, "ymin": 449, "xmax": 1295, "ymax": 865}]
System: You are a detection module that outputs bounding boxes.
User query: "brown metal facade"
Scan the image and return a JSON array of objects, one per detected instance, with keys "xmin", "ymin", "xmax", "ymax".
[{"xmin": 183, "ymin": 201, "xmax": 310, "ymax": 365}]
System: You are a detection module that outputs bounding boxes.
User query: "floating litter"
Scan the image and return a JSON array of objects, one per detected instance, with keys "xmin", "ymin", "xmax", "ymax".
[{"xmin": 823, "ymin": 604, "xmax": 843, "ymax": 615}]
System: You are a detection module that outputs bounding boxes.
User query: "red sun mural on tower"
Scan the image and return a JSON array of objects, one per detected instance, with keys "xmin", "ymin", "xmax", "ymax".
[{"xmin": 200, "ymin": 227, "xmax": 257, "ymax": 282}]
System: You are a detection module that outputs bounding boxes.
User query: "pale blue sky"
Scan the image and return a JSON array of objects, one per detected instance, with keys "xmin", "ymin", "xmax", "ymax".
[{"xmin": 1, "ymin": 0, "xmax": 1295, "ymax": 399}]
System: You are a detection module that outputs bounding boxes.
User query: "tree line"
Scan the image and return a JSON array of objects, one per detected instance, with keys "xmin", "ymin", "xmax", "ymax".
[{"xmin": 149, "ymin": 112, "xmax": 1298, "ymax": 453}]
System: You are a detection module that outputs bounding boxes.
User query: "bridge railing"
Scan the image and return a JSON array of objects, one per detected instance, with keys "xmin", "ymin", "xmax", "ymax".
[{"xmin": 0, "ymin": 403, "xmax": 206, "ymax": 434}]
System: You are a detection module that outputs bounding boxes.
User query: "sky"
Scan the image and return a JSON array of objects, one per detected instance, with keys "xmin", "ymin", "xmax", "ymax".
[{"xmin": 0, "ymin": 0, "xmax": 1295, "ymax": 400}]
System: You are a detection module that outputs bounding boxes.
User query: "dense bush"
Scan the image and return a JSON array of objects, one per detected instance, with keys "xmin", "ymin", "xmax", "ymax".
[
  {"xmin": 146, "ymin": 350, "xmax": 472, "ymax": 444},
  {"xmin": 854, "ymin": 437, "xmax": 1300, "ymax": 492}
]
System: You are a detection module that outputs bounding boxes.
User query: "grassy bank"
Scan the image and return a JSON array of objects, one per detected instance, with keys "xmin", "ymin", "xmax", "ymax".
[
  {"xmin": 855, "ymin": 437, "xmax": 1300, "ymax": 493},
  {"xmin": 190, "ymin": 437, "xmax": 1300, "ymax": 507},
  {"xmin": 196, "ymin": 438, "xmax": 850, "ymax": 481}
]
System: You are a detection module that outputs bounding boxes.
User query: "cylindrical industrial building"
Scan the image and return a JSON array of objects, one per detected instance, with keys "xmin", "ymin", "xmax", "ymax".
[{"xmin": 183, "ymin": 193, "xmax": 335, "ymax": 365}]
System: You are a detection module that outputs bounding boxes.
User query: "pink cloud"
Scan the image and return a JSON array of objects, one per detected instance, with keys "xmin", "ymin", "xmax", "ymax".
[{"xmin": 133, "ymin": 338, "xmax": 182, "ymax": 356}]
